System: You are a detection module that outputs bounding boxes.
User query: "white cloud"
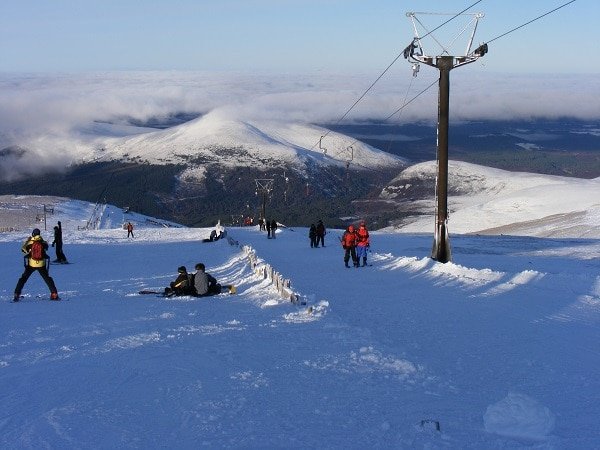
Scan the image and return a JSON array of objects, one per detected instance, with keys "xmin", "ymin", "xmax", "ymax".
[{"xmin": 0, "ymin": 71, "xmax": 598, "ymax": 180}]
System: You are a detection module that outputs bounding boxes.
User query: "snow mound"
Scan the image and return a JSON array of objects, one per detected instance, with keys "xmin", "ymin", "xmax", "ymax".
[{"xmin": 484, "ymin": 392, "xmax": 556, "ymax": 440}]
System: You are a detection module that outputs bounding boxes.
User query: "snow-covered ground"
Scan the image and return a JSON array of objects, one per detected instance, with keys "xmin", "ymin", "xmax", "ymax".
[{"xmin": 1, "ymin": 195, "xmax": 599, "ymax": 448}]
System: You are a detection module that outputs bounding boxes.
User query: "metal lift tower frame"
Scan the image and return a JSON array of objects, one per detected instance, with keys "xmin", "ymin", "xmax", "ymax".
[{"xmin": 404, "ymin": 11, "xmax": 488, "ymax": 263}]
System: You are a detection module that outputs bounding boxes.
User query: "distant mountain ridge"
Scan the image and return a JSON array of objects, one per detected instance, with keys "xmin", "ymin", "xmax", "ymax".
[
  {"xmin": 94, "ymin": 111, "xmax": 406, "ymax": 172},
  {"xmin": 0, "ymin": 114, "xmax": 406, "ymax": 227},
  {"xmin": 2, "ymin": 114, "xmax": 599, "ymax": 230}
]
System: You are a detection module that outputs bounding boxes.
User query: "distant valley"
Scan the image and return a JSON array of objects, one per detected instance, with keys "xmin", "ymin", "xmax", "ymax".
[{"xmin": 327, "ymin": 118, "xmax": 600, "ymax": 179}]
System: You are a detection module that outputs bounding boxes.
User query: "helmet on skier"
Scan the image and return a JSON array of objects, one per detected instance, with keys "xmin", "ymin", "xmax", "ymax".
[
  {"xmin": 32, "ymin": 228, "xmax": 41, "ymax": 236},
  {"xmin": 177, "ymin": 266, "xmax": 187, "ymax": 273}
]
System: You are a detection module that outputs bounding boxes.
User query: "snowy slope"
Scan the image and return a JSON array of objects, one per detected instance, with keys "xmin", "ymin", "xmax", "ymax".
[
  {"xmin": 95, "ymin": 111, "xmax": 406, "ymax": 172},
  {"xmin": 385, "ymin": 160, "xmax": 600, "ymax": 238},
  {"xmin": 0, "ymin": 198, "xmax": 599, "ymax": 448}
]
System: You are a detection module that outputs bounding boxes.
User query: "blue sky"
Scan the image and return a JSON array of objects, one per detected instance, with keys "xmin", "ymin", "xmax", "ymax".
[{"xmin": 0, "ymin": 0, "xmax": 595, "ymax": 74}]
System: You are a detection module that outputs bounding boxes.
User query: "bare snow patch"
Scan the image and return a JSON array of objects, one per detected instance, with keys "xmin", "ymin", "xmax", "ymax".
[{"xmin": 484, "ymin": 392, "xmax": 555, "ymax": 441}]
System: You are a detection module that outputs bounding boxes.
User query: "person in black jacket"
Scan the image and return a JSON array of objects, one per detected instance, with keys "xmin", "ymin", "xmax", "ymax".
[
  {"xmin": 52, "ymin": 221, "xmax": 68, "ymax": 263},
  {"xmin": 163, "ymin": 266, "xmax": 192, "ymax": 297},
  {"xmin": 270, "ymin": 219, "xmax": 278, "ymax": 239},
  {"xmin": 315, "ymin": 220, "xmax": 326, "ymax": 247},
  {"xmin": 309, "ymin": 224, "xmax": 317, "ymax": 248}
]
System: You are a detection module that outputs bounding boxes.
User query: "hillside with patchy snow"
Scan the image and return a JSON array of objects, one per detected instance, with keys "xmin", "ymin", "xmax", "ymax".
[{"xmin": 382, "ymin": 160, "xmax": 600, "ymax": 238}]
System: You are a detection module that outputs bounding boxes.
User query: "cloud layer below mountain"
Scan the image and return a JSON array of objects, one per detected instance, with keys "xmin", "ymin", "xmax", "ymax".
[{"xmin": 0, "ymin": 71, "xmax": 598, "ymax": 180}]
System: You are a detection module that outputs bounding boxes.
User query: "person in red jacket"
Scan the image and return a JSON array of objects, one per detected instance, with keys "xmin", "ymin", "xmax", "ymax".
[
  {"xmin": 341, "ymin": 224, "xmax": 358, "ymax": 268},
  {"xmin": 355, "ymin": 222, "xmax": 370, "ymax": 267}
]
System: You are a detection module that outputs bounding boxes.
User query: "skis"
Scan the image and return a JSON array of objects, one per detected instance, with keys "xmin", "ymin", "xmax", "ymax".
[{"xmin": 12, "ymin": 294, "xmax": 62, "ymax": 302}]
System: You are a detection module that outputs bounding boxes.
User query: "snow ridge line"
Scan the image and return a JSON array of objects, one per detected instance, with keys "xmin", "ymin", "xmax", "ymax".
[{"xmin": 225, "ymin": 236, "xmax": 301, "ymax": 303}]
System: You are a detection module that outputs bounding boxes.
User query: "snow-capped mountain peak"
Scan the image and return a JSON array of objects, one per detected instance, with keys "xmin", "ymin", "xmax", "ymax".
[{"xmin": 95, "ymin": 111, "xmax": 406, "ymax": 171}]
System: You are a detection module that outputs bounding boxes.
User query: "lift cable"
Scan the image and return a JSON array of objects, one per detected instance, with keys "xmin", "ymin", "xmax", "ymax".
[
  {"xmin": 484, "ymin": 0, "xmax": 576, "ymax": 45},
  {"xmin": 311, "ymin": 0, "xmax": 486, "ymax": 151}
]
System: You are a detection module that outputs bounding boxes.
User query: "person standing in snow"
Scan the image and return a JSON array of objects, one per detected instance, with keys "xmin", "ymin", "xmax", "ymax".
[
  {"xmin": 51, "ymin": 221, "xmax": 68, "ymax": 263},
  {"xmin": 309, "ymin": 223, "xmax": 317, "ymax": 248},
  {"xmin": 270, "ymin": 219, "xmax": 278, "ymax": 239},
  {"xmin": 266, "ymin": 219, "xmax": 272, "ymax": 238},
  {"xmin": 13, "ymin": 228, "xmax": 59, "ymax": 301},
  {"xmin": 126, "ymin": 221, "xmax": 134, "ymax": 238},
  {"xmin": 341, "ymin": 224, "xmax": 358, "ymax": 268},
  {"xmin": 315, "ymin": 220, "xmax": 326, "ymax": 247},
  {"xmin": 355, "ymin": 221, "xmax": 370, "ymax": 267}
]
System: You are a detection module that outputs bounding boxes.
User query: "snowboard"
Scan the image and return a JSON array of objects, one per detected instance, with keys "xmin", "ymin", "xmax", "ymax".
[{"xmin": 138, "ymin": 285, "xmax": 236, "ymax": 297}]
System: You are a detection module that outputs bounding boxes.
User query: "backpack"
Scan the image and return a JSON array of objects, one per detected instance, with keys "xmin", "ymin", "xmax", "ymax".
[{"xmin": 30, "ymin": 240, "xmax": 44, "ymax": 261}]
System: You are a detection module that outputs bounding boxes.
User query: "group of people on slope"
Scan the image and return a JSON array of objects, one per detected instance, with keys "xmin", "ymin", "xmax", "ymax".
[
  {"xmin": 13, "ymin": 218, "xmax": 371, "ymax": 302},
  {"xmin": 308, "ymin": 220, "xmax": 326, "ymax": 248},
  {"xmin": 164, "ymin": 263, "xmax": 224, "ymax": 297},
  {"xmin": 341, "ymin": 222, "xmax": 370, "ymax": 268},
  {"xmin": 258, "ymin": 218, "xmax": 278, "ymax": 239}
]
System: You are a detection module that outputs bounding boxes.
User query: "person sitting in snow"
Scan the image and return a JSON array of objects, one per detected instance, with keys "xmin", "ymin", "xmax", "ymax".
[
  {"xmin": 192, "ymin": 263, "xmax": 221, "ymax": 296},
  {"xmin": 164, "ymin": 266, "xmax": 192, "ymax": 297}
]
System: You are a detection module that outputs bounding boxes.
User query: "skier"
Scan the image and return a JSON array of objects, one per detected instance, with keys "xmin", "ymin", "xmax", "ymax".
[
  {"xmin": 356, "ymin": 221, "xmax": 370, "ymax": 267},
  {"xmin": 13, "ymin": 228, "xmax": 59, "ymax": 301},
  {"xmin": 309, "ymin": 224, "xmax": 317, "ymax": 248},
  {"xmin": 315, "ymin": 220, "xmax": 326, "ymax": 247},
  {"xmin": 270, "ymin": 219, "xmax": 278, "ymax": 239},
  {"xmin": 51, "ymin": 221, "xmax": 68, "ymax": 263},
  {"xmin": 192, "ymin": 263, "xmax": 220, "ymax": 296},
  {"xmin": 164, "ymin": 266, "xmax": 192, "ymax": 297},
  {"xmin": 341, "ymin": 224, "xmax": 358, "ymax": 268},
  {"xmin": 126, "ymin": 221, "xmax": 134, "ymax": 238}
]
